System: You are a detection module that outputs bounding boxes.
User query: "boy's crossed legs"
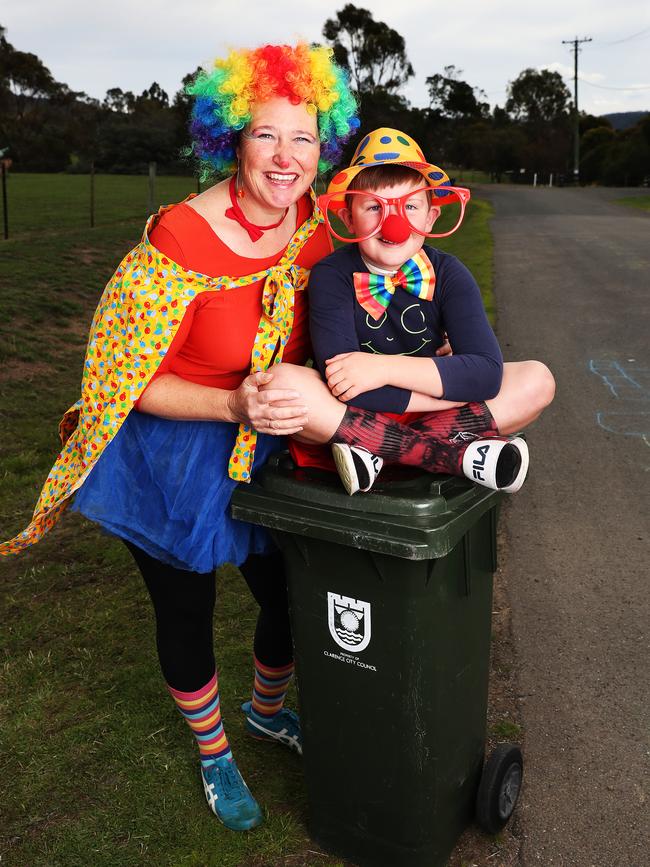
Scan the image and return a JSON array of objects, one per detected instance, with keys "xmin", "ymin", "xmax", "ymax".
[{"xmin": 263, "ymin": 360, "xmax": 555, "ymax": 494}]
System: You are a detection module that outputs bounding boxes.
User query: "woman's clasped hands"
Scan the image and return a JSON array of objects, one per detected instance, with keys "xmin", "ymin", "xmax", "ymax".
[{"xmin": 228, "ymin": 371, "xmax": 308, "ymax": 435}]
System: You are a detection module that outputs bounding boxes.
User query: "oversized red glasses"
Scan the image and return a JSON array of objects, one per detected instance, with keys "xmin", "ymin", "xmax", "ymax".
[{"xmin": 318, "ymin": 185, "xmax": 471, "ymax": 244}]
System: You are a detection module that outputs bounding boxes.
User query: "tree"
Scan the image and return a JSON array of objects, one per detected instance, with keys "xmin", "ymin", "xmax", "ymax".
[
  {"xmin": 419, "ymin": 66, "xmax": 490, "ymax": 172},
  {"xmin": 0, "ymin": 24, "xmax": 86, "ymax": 169},
  {"xmin": 172, "ymin": 69, "xmax": 202, "ymax": 115},
  {"xmin": 103, "ymin": 87, "xmax": 136, "ymax": 114},
  {"xmin": 597, "ymin": 121, "xmax": 650, "ymax": 186},
  {"xmin": 426, "ymin": 66, "xmax": 489, "ymax": 121},
  {"xmin": 504, "ymin": 69, "xmax": 572, "ymax": 177},
  {"xmin": 580, "ymin": 112, "xmax": 612, "ymax": 137},
  {"xmin": 96, "ymin": 81, "xmax": 183, "ymax": 173},
  {"xmin": 172, "ymin": 68, "xmax": 203, "ymax": 155},
  {"xmin": 323, "ymin": 4, "xmax": 414, "ymax": 95},
  {"xmin": 96, "ymin": 115, "xmax": 177, "ymax": 173},
  {"xmin": 581, "ymin": 125, "xmax": 616, "ymax": 154},
  {"xmin": 451, "ymin": 121, "xmax": 526, "ymax": 182},
  {"xmin": 579, "ymin": 125, "xmax": 616, "ymax": 184},
  {"xmin": 506, "ymin": 68, "xmax": 571, "ymax": 125},
  {"xmin": 0, "ymin": 25, "xmax": 60, "ymax": 120},
  {"xmin": 136, "ymin": 81, "xmax": 169, "ymax": 110},
  {"xmin": 0, "ymin": 24, "xmax": 196, "ymax": 172}
]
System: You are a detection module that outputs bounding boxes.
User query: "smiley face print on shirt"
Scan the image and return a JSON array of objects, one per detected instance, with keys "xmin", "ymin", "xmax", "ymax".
[{"xmin": 359, "ymin": 294, "xmax": 440, "ymax": 356}]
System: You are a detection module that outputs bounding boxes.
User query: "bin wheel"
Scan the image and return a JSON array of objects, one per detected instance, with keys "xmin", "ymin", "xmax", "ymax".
[{"xmin": 476, "ymin": 744, "xmax": 523, "ymax": 834}]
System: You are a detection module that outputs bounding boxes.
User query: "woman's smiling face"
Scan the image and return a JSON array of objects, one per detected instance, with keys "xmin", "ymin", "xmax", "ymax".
[{"xmin": 237, "ymin": 96, "xmax": 320, "ymax": 217}]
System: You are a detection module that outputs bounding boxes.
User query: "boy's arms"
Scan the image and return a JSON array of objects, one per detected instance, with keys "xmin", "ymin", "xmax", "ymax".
[
  {"xmin": 324, "ymin": 352, "xmax": 445, "ymax": 402},
  {"xmin": 309, "ymin": 258, "xmax": 414, "ymax": 413},
  {"xmin": 324, "ymin": 349, "xmax": 462, "ymax": 410}
]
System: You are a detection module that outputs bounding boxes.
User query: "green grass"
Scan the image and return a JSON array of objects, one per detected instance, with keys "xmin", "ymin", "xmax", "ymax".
[
  {"xmin": 490, "ymin": 720, "xmax": 523, "ymax": 741},
  {"xmin": 614, "ymin": 194, "xmax": 650, "ymax": 212},
  {"xmin": 1, "ymin": 173, "xmax": 201, "ymax": 237},
  {"xmin": 447, "ymin": 168, "xmax": 493, "ymax": 185},
  {"xmin": 0, "ymin": 175, "xmax": 495, "ymax": 866},
  {"xmin": 435, "ymin": 199, "xmax": 495, "ymax": 323}
]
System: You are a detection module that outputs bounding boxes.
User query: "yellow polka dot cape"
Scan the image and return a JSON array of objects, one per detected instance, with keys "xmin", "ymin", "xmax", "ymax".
[{"xmin": 1, "ymin": 197, "xmax": 323, "ymax": 556}]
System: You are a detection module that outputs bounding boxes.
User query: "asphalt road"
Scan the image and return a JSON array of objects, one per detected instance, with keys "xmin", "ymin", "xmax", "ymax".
[{"xmin": 477, "ymin": 184, "xmax": 650, "ymax": 866}]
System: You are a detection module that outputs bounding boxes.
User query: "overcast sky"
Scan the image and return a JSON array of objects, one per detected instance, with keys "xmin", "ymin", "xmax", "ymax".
[{"xmin": 3, "ymin": 0, "xmax": 650, "ymax": 118}]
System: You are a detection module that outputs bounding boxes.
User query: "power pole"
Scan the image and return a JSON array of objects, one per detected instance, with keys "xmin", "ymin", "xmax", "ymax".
[{"xmin": 562, "ymin": 36, "xmax": 592, "ymax": 184}]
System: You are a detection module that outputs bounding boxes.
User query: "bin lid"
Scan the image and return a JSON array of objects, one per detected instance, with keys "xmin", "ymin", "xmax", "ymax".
[{"xmin": 230, "ymin": 452, "xmax": 501, "ymax": 560}]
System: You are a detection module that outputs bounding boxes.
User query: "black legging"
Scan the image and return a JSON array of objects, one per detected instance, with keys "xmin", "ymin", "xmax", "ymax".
[{"xmin": 126, "ymin": 542, "xmax": 293, "ymax": 692}]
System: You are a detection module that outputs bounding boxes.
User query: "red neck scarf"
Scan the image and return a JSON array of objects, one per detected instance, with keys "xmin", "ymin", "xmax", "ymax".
[{"xmin": 225, "ymin": 176, "xmax": 288, "ymax": 242}]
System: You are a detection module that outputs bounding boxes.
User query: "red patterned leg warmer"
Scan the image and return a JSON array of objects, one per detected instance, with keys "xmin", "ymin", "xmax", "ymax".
[{"xmin": 330, "ymin": 402, "xmax": 498, "ymax": 477}]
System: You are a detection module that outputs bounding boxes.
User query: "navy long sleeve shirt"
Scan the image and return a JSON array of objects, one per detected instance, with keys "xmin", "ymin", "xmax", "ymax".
[{"xmin": 308, "ymin": 244, "xmax": 503, "ymax": 413}]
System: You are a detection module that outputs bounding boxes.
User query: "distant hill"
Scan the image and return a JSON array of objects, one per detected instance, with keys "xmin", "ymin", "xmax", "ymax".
[{"xmin": 601, "ymin": 111, "xmax": 649, "ymax": 130}]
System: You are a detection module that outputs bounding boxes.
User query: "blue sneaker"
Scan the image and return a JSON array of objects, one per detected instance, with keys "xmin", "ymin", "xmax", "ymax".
[
  {"xmin": 241, "ymin": 701, "xmax": 302, "ymax": 755},
  {"xmin": 200, "ymin": 755, "xmax": 263, "ymax": 831}
]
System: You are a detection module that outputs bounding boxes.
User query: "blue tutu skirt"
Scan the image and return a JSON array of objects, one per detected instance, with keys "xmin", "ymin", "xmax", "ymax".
[{"xmin": 71, "ymin": 411, "xmax": 286, "ymax": 573}]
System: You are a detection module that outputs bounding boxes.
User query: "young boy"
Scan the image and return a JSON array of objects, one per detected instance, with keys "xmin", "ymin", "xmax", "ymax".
[{"xmin": 304, "ymin": 128, "xmax": 550, "ymax": 495}]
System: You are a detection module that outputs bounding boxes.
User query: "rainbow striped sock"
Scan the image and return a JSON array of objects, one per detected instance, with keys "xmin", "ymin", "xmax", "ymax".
[
  {"xmin": 250, "ymin": 657, "xmax": 295, "ymax": 723},
  {"xmin": 167, "ymin": 672, "xmax": 231, "ymax": 766}
]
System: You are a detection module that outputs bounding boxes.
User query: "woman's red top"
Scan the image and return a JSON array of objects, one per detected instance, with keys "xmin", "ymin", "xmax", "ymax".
[{"xmin": 146, "ymin": 195, "xmax": 331, "ymax": 391}]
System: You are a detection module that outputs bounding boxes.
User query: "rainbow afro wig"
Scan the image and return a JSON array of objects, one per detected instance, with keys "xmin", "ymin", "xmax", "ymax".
[{"xmin": 187, "ymin": 43, "xmax": 359, "ymax": 179}]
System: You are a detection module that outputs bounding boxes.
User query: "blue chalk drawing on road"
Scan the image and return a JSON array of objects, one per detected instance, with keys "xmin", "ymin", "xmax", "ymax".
[{"xmin": 589, "ymin": 360, "xmax": 650, "ymax": 439}]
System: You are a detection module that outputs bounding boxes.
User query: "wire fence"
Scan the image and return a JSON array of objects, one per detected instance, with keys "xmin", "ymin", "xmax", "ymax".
[{"xmin": 0, "ymin": 164, "xmax": 205, "ymax": 240}]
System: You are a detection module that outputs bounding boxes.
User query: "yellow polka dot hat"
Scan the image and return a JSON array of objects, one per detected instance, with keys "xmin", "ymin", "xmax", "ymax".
[{"xmin": 326, "ymin": 127, "xmax": 450, "ymax": 200}]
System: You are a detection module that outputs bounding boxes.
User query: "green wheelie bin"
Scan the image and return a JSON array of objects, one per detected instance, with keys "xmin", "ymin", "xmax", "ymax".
[{"xmin": 231, "ymin": 453, "xmax": 523, "ymax": 867}]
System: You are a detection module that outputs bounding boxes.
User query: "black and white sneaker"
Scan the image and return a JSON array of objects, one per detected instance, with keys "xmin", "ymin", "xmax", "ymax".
[
  {"xmin": 332, "ymin": 443, "xmax": 384, "ymax": 496},
  {"xmin": 461, "ymin": 436, "xmax": 529, "ymax": 493}
]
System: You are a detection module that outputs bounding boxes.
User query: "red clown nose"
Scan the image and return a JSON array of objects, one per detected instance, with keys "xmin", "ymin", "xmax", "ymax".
[{"xmin": 380, "ymin": 214, "xmax": 412, "ymax": 243}]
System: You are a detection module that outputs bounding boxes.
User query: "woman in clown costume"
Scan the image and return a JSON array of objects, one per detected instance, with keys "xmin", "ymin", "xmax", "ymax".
[{"xmin": 1, "ymin": 43, "xmax": 359, "ymax": 831}]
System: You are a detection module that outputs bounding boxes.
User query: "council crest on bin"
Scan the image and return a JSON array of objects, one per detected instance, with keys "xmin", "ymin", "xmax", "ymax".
[{"xmin": 327, "ymin": 592, "xmax": 372, "ymax": 653}]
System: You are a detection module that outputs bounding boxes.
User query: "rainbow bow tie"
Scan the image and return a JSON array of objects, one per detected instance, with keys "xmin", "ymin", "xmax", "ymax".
[{"xmin": 353, "ymin": 251, "xmax": 436, "ymax": 320}]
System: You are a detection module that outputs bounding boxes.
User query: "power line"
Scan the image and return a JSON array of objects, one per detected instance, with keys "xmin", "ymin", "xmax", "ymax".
[
  {"xmin": 600, "ymin": 25, "xmax": 650, "ymax": 45},
  {"xmin": 577, "ymin": 78, "xmax": 650, "ymax": 92}
]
